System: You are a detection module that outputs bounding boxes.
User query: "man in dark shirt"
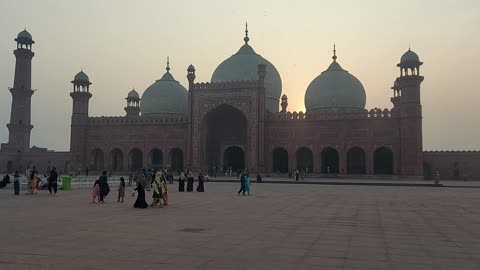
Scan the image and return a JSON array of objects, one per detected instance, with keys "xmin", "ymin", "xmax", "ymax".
[{"xmin": 48, "ymin": 167, "xmax": 59, "ymax": 195}]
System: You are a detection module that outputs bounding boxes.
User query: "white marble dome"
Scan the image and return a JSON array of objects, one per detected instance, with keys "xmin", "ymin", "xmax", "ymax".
[
  {"xmin": 305, "ymin": 51, "xmax": 366, "ymax": 113},
  {"xmin": 140, "ymin": 64, "xmax": 188, "ymax": 116},
  {"xmin": 211, "ymin": 31, "xmax": 282, "ymax": 112}
]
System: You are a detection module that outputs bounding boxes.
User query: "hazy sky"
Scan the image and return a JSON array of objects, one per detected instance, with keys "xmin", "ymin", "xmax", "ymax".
[{"xmin": 0, "ymin": 0, "xmax": 479, "ymax": 151}]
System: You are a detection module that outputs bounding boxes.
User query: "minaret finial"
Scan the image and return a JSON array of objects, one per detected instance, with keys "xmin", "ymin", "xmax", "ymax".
[
  {"xmin": 332, "ymin": 43, "xmax": 337, "ymax": 61},
  {"xmin": 409, "ymin": 43, "xmax": 411, "ymax": 50},
  {"xmin": 244, "ymin": 21, "xmax": 250, "ymax": 44},
  {"xmin": 166, "ymin": 57, "xmax": 170, "ymax": 73}
]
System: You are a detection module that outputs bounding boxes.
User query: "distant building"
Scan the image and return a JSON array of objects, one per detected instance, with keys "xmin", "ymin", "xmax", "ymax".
[{"xmin": 1, "ymin": 28, "xmax": 478, "ymax": 179}]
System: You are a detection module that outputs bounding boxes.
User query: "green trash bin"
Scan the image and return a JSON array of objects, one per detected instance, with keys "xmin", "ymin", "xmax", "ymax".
[{"xmin": 61, "ymin": 176, "xmax": 72, "ymax": 190}]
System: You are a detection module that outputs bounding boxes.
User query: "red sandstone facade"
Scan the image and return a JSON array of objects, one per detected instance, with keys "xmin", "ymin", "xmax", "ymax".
[{"xmin": 1, "ymin": 30, "xmax": 479, "ymax": 180}]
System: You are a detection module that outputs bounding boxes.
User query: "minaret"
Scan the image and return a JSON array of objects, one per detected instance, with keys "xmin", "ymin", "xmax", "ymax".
[
  {"xmin": 69, "ymin": 70, "xmax": 92, "ymax": 171},
  {"xmin": 125, "ymin": 88, "xmax": 140, "ymax": 116},
  {"xmin": 6, "ymin": 29, "xmax": 35, "ymax": 152},
  {"xmin": 396, "ymin": 48, "xmax": 424, "ymax": 176}
]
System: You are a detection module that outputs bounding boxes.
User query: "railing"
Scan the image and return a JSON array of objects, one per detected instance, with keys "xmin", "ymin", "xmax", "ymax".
[
  {"xmin": 191, "ymin": 80, "xmax": 259, "ymax": 90},
  {"xmin": 89, "ymin": 115, "xmax": 187, "ymax": 125},
  {"xmin": 266, "ymin": 108, "xmax": 395, "ymax": 121}
]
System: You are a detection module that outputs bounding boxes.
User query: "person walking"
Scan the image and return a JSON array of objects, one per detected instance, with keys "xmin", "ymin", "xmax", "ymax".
[
  {"xmin": 133, "ymin": 177, "xmax": 148, "ymax": 209},
  {"xmin": 92, "ymin": 179, "xmax": 100, "ymax": 203},
  {"xmin": 151, "ymin": 171, "xmax": 163, "ymax": 207},
  {"xmin": 47, "ymin": 167, "xmax": 59, "ymax": 195},
  {"xmin": 13, "ymin": 171, "xmax": 20, "ymax": 195},
  {"xmin": 295, "ymin": 169, "xmax": 299, "ymax": 181},
  {"xmin": 186, "ymin": 170, "xmax": 194, "ymax": 192},
  {"xmin": 237, "ymin": 172, "xmax": 246, "ymax": 196},
  {"xmin": 434, "ymin": 170, "xmax": 440, "ymax": 185},
  {"xmin": 244, "ymin": 172, "xmax": 251, "ymax": 196},
  {"xmin": 117, "ymin": 177, "xmax": 126, "ymax": 203},
  {"xmin": 178, "ymin": 170, "xmax": 186, "ymax": 192},
  {"xmin": 197, "ymin": 170, "xmax": 205, "ymax": 192},
  {"xmin": 98, "ymin": 171, "xmax": 110, "ymax": 203}
]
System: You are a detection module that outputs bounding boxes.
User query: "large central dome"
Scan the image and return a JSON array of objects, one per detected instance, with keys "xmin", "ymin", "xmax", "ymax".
[
  {"xmin": 211, "ymin": 26, "xmax": 282, "ymax": 112},
  {"xmin": 305, "ymin": 47, "xmax": 366, "ymax": 113},
  {"xmin": 140, "ymin": 61, "xmax": 188, "ymax": 116}
]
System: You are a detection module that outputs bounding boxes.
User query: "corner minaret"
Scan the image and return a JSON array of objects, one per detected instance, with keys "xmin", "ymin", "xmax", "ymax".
[
  {"xmin": 6, "ymin": 29, "xmax": 35, "ymax": 152},
  {"xmin": 125, "ymin": 88, "xmax": 140, "ymax": 116},
  {"xmin": 396, "ymin": 48, "xmax": 424, "ymax": 176},
  {"xmin": 69, "ymin": 70, "xmax": 92, "ymax": 171}
]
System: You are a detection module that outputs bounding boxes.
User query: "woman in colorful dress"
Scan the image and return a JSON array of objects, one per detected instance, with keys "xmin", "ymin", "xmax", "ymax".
[
  {"xmin": 151, "ymin": 171, "xmax": 163, "ymax": 207},
  {"xmin": 161, "ymin": 176, "xmax": 168, "ymax": 206}
]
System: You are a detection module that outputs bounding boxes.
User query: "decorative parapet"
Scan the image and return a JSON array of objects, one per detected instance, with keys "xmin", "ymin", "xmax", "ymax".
[
  {"xmin": 266, "ymin": 108, "xmax": 396, "ymax": 121},
  {"xmin": 89, "ymin": 115, "xmax": 187, "ymax": 125},
  {"xmin": 191, "ymin": 80, "xmax": 259, "ymax": 91},
  {"xmin": 424, "ymin": 150, "xmax": 480, "ymax": 153}
]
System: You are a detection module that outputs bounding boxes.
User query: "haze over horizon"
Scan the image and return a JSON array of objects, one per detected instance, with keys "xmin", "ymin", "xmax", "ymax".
[{"xmin": 0, "ymin": 0, "xmax": 479, "ymax": 151}]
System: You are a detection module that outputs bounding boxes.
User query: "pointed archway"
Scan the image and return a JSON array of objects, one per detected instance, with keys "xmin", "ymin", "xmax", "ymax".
[
  {"xmin": 149, "ymin": 148, "xmax": 163, "ymax": 169},
  {"xmin": 347, "ymin": 147, "xmax": 366, "ymax": 174},
  {"xmin": 170, "ymin": 148, "xmax": 184, "ymax": 173},
  {"xmin": 272, "ymin": 147, "xmax": 288, "ymax": 173},
  {"xmin": 296, "ymin": 147, "xmax": 313, "ymax": 173},
  {"xmin": 321, "ymin": 147, "xmax": 339, "ymax": 174},
  {"xmin": 90, "ymin": 149, "xmax": 104, "ymax": 171},
  {"xmin": 374, "ymin": 147, "xmax": 393, "ymax": 174},
  {"xmin": 110, "ymin": 148, "xmax": 123, "ymax": 171},
  {"xmin": 128, "ymin": 148, "xmax": 143, "ymax": 171}
]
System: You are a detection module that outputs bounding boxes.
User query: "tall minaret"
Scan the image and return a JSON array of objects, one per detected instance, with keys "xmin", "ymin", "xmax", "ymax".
[
  {"xmin": 396, "ymin": 48, "xmax": 424, "ymax": 176},
  {"xmin": 69, "ymin": 70, "xmax": 92, "ymax": 171},
  {"xmin": 6, "ymin": 29, "xmax": 35, "ymax": 152}
]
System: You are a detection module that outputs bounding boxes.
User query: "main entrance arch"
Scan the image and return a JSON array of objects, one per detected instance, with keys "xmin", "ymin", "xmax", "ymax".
[
  {"xmin": 223, "ymin": 146, "xmax": 245, "ymax": 172},
  {"xmin": 203, "ymin": 104, "xmax": 247, "ymax": 171}
]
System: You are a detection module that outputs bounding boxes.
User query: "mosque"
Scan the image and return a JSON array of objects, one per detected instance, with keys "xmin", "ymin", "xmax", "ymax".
[{"xmin": 1, "ymin": 27, "xmax": 479, "ymax": 179}]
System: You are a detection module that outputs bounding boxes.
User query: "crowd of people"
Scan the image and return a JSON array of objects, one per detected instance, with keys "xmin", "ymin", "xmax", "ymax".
[
  {"xmin": 89, "ymin": 168, "xmax": 208, "ymax": 209},
  {"xmin": 1, "ymin": 166, "xmax": 259, "ymax": 207}
]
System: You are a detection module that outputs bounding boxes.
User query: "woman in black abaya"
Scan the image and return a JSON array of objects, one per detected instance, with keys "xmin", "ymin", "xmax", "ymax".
[{"xmin": 133, "ymin": 177, "xmax": 148, "ymax": 209}]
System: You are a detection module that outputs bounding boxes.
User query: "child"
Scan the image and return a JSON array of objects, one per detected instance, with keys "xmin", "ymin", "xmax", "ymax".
[
  {"xmin": 118, "ymin": 177, "xmax": 126, "ymax": 203},
  {"xmin": 92, "ymin": 179, "xmax": 100, "ymax": 203}
]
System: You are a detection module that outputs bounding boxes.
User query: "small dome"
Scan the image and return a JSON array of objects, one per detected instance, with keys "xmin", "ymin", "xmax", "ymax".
[
  {"xmin": 400, "ymin": 49, "xmax": 420, "ymax": 63},
  {"xmin": 17, "ymin": 29, "xmax": 32, "ymax": 41},
  {"xmin": 305, "ymin": 50, "xmax": 366, "ymax": 113},
  {"xmin": 74, "ymin": 70, "xmax": 90, "ymax": 83},
  {"xmin": 140, "ymin": 65, "xmax": 188, "ymax": 116},
  {"xmin": 211, "ymin": 28, "xmax": 282, "ymax": 112},
  {"xmin": 188, "ymin": 64, "xmax": 195, "ymax": 71},
  {"xmin": 127, "ymin": 89, "xmax": 140, "ymax": 99}
]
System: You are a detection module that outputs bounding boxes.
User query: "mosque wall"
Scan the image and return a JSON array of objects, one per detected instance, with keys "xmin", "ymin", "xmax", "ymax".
[
  {"xmin": 423, "ymin": 151, "xmax": 480, "ymax": 180},
  {"xmin": 264, "ymin": 110, "xmax": 400, "ymax": 175},
  {"xmin": 82, "ymin": 116, "xmax": 188, "ymax": 173},
  {"xmin": 0, "ymin": 150, "xmax": 70, "ymax": 175}
]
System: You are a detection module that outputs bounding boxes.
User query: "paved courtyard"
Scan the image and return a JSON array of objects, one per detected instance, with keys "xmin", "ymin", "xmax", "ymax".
[{"xmin": 1, "ymin": 182, "xmax": 480, "ymax": 270}]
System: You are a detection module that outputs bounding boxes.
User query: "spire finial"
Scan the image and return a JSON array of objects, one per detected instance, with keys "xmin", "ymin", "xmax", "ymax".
[
  {"xmin": 332, "ymin": 43, "xmax": 337, "ymax": 61},
  {"xmin": 244, "ymin": 21, "xmax": 250, "ymax": 44},
  {"xmin": 409, "ymin": 44, "xmax": 411, "ymax": 50},
  {"xmin": 166, "ymin": 57, "xmax": 170, "ymax": 73}
]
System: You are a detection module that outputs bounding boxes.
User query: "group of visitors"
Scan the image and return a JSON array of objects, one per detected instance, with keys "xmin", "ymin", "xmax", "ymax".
[
  {"xmin": 178, "ymin": 169, "xmax": 205, "ymax": 192},
  {"xmin": 237, "ymin": 170, "xmax": 251, "ymax": 196},
  {"xmin": 91, "ymin": 171, "xmax": 110, "ymax": 203}
]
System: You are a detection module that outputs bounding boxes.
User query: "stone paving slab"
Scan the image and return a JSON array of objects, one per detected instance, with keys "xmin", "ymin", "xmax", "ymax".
[{"xmin": 1, "ymin": 182, "xmax": 480, "ymax": 269}]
